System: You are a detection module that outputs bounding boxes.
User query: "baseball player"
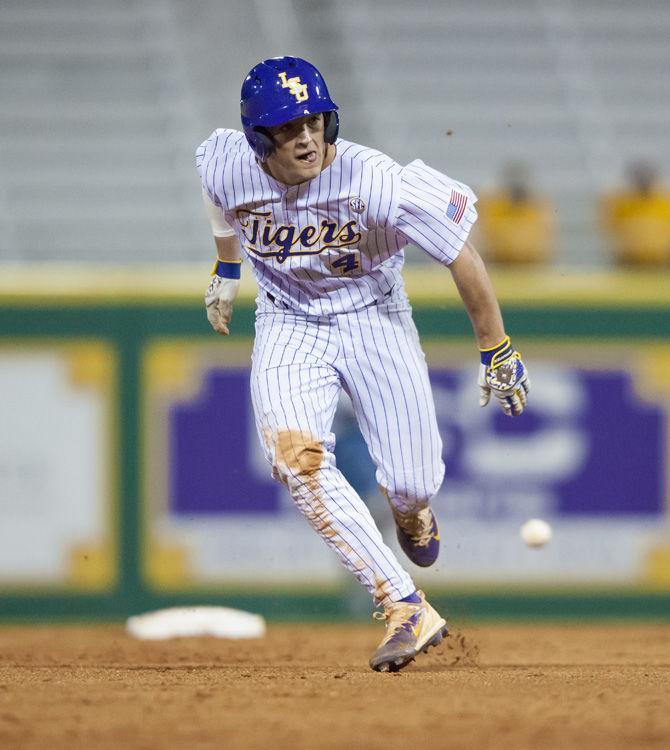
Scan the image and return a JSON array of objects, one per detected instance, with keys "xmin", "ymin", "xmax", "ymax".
[{"xmin": 196, "ymin": 56, "xmax": 530, "ymax": 672}]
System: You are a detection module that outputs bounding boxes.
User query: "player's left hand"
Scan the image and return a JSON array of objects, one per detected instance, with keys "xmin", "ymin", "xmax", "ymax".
[
  {"xmin": 478, "ymin": 336, "xmax": 530, "ymax": 417},
  {"xmin": 205, "ymin": 273, "xmax": 239, "ymax": 335}
]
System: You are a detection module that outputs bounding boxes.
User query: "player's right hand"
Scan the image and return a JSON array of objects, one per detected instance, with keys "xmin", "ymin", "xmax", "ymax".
[
  {"xmin": 205, "ymin": 272, "xmax": 240, "ymax": 336},
  {"xmin": 478, "ymin": 336, "xmax": 530, "ymax": 417}
]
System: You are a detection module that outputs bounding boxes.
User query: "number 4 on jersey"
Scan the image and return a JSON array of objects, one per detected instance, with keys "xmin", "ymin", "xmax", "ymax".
[{"xmin": 332, "ymin": 252, "xmax": 359, "ymax": 274}]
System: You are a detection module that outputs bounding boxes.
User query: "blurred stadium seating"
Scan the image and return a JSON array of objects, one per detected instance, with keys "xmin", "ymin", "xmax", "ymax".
[{"xmin": 1, "ymin": 0, "xmax": 669, "ymax": 266}]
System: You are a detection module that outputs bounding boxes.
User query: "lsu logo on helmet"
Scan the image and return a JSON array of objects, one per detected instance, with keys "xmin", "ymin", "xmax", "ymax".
[{"xmin": 278, "ymin": 71, "xmax": 309, "ymax": 102}]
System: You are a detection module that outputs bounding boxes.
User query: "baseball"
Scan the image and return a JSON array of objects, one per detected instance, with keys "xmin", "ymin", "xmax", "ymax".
[{"xmin": 520, "ymin": 518, "xmax": 552, "ymax": 547}]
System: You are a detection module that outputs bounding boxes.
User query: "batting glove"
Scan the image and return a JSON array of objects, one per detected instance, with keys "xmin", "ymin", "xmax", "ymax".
[
  {"xmin": 205, "ymin": 259, "xmax": 241, "ymax": 336},
  {"xmin": 478, "ymin": 336, "xmax": 530, "ymax": 417}
]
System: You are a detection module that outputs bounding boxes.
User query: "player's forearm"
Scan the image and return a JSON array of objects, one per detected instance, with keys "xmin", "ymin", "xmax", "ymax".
[
  {"xmin": 202, "ymin": 188, "xmax": 240, "ymax": 262},
  {"xmin": 214, "ymin": 235, "xmax": 242, "ymax": 263},
  {"xmin": 449, "ymin": 241, "xmax": 506, "ymax": 348}
]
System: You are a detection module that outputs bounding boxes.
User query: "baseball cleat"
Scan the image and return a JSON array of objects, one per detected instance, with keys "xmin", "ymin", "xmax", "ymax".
[
  {"xmin": 369, "ymin": 591, "xmax": 448, "ymax": 673},
  {"xmin": 390, "ymin": 505, "xmax": 440, "ymax": 567}
]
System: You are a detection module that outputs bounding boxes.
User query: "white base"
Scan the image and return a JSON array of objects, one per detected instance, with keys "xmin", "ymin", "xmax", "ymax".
[{"xmin": 126, "ymin": 606, "xmax": 266, "ymax": 640}]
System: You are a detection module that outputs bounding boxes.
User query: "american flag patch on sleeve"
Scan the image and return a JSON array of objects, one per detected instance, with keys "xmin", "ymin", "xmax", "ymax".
[{"xmin": 445, "ymin": 189, "xmax": 468, "ymax": 223}]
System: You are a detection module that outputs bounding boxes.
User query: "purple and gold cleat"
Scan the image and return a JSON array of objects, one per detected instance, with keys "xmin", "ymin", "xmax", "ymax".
[
  {"xmin": 369, "ymin": 590, "xmax": 448, "ymax": 672},
  {"xmin": 390, "ymin": 506, "xmax": 440, "ymax": 567}
]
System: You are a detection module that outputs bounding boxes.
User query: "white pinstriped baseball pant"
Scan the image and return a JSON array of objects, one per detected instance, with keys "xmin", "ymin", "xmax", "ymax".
[{"xmin": 250, "ymin": 300, "xmax": 445, "ymax": 607}]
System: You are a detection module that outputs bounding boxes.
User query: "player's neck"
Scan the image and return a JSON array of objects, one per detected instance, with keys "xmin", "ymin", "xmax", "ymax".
[{"xmin": 322, "ymin": 143, "xmax": 336, "ymax": 171}]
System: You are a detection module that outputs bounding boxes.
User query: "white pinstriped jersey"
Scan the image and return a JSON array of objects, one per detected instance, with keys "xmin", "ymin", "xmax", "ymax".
[{"xmin": 195, "ymin": 128, "xmax": 478, "ymax": 316}]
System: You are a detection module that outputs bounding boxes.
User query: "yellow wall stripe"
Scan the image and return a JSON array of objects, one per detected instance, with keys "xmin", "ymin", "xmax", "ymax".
[{"xmin": 1, "ymin": 265, "xmax": 669, "ymax": 306}]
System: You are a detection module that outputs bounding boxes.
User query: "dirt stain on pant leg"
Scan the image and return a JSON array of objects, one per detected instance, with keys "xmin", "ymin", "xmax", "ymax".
[
  {"xmin": 275, "ymin": 430, "xmax": 323, "ymax": 494},
  {"xmin": 373, "ymin": 576, "xmax": 391, "ymax": 607},
  {"xmin": 274, "ymin": 430, "xmax": 337, "ymax": 538},
  {"xmin": 272, "ymin": 430, "xmax": 378, "ymax": 596}
]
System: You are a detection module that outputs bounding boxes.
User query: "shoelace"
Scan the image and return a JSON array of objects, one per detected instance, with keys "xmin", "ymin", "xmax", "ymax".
[
  {"xmin": 373, "ymin": 600, "xmax": 416, "ymax": 622},
  {"xmin": 393, "ymin": 507, "xmax": 435, "ymax": 547},
  {"xmin": 372, "ymin": 600, "xmax": 423, "ymax": 644}
]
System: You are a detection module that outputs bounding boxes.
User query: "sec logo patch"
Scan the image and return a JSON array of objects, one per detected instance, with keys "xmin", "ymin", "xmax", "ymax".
[{"xmin": 349, "ymin": 197, "xmax": 366, "ymax": 213}]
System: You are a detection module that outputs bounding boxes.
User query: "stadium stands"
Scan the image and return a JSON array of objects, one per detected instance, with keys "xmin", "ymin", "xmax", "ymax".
[{"xmin": 1, "ymin": 0, "xmax": 669, "ymax": 265}]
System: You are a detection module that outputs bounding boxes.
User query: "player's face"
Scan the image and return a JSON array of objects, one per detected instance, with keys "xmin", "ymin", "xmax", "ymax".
[{"xmin": 265, "ymin": 113, "xmax": 332, "ymax": 185}]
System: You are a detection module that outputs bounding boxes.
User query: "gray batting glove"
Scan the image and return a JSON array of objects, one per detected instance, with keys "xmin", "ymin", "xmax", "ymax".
[
  {"xmin": 205, "ymin": 275, "xmax": 239, "ymax": 336},
  {"xmin": 478, "ymin": 336, "xmax": 530, "ymax": 417}
]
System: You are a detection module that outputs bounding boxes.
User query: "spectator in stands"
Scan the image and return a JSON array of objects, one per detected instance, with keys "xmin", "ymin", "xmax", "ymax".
[
  {"xmin": 475, "ymin": 162, "xmax": 555, "ymax": 265},
  {"xmin": 599, "ymin": 160, "xmax": 670, "ymax": 266}
]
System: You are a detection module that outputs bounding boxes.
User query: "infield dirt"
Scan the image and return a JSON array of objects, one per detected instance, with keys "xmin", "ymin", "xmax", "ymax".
[{"xmin": 0, "ymin": 623, "xmax": 669, "ymax": 749}]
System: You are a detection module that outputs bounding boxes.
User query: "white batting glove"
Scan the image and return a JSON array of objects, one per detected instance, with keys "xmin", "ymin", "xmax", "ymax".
[
  {"xmin": 478, "ymin": 336, "xmax": 530, "ymax": 417},
  {"xmin": 205, "ymin": 260, "xmax": 241, "ymax": 336}
]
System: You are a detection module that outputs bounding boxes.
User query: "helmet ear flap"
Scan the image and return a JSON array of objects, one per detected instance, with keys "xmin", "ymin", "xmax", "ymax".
[
  {"xmin": 324, "ymin": 111, "xmax": 339, "ymax": 144},
  {"xmin": 246, "ymin": 126, "xmax": 274, "ymax": 161}
]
